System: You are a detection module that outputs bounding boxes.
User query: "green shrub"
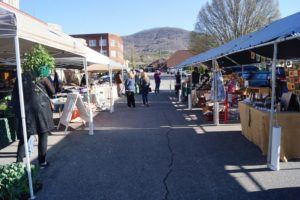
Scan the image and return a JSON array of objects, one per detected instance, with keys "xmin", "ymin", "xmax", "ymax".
[{"xmin": 0, "ymin": 163, "xmax": 41, "ymax": 200}]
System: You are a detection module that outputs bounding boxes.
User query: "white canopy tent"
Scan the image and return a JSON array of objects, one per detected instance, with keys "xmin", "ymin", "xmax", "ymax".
[
  {"xmin": 87, "ymin": 59, "xmax": 127, "ymax": 113},
  {"xmin": 0, "ymin": 3, "xmax": 110, "ymax": 198},
  {"xmin": 87, "ymin": 59, "xmax": 125, "ymax": 72}
]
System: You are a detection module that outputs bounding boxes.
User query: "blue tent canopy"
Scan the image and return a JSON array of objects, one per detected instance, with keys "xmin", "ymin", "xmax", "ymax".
[{"xmin": 177, "ymin": 11, "xmax": 300, "ymax": 69}]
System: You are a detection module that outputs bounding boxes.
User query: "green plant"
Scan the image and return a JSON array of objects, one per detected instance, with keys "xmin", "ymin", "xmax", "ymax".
[
  {"xmin": 0, "ymin": 163, "xmax": 41, "ymax": 200},
  {"xmin": 22, "ymin": 44, "xmax": 55, "ymax": 77}
]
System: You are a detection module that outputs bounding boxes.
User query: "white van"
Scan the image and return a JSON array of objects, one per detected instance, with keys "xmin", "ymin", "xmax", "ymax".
[{"xmin": 167, "ymin": 67, "xmax": 176, "ymax": 74}]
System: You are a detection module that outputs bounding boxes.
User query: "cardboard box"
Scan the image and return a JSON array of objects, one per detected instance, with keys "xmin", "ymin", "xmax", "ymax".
[{"xmin": 287, "ymin": 82, "xmax": 295, "ymax": 90}]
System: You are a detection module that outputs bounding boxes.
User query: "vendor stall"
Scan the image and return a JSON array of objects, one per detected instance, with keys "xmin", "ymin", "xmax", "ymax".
[
  {"xmin": 176, "ymin": 11, "xmax": 300, "ymax": 170},
  {"xmin": 239, "ymin": 101, "xmax": 300, "ymax": 161}
]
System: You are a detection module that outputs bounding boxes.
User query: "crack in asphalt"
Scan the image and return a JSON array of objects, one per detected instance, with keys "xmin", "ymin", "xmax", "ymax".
[
  {"xmin": 163, "ymin": 129, "xmax": 174, "ymax": 200},
  {"xmin": 162, "ymin": 111, "xmax": 174, "ymax": 200}
]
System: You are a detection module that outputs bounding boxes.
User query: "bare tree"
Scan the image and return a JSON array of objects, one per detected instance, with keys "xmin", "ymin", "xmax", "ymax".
[
  {"xmin": 191, "ymin": 0, "xmax": 280, "ymax": 53},
  {"xmin": 189, "ymin": 31, "xmax": 218, "ymax": 53}
]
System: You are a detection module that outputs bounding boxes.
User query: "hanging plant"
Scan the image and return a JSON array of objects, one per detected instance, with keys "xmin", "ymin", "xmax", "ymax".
[{"xmin": 22, "ymin": 44, "xmax": 55, "ymax": 77}]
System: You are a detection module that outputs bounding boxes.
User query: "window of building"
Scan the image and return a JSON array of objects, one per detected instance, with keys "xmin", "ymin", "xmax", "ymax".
[
  {"xmin": 88, "ymin": 40, "xmax": 97, "ymax": 47},
  {"xmin": 111, "ymin": 50, "xmax": 117, "ymax": 58},
  {"xmin": 111, "ymin": 40, "xmax": 116, "ymax": 47},
  {"xmin": 100, "ymin": 50, "xmax": 108, "ymax": 56},
  {"xmin": 99, "ymin": 39, "xmax": 107, "ymax": 47}
]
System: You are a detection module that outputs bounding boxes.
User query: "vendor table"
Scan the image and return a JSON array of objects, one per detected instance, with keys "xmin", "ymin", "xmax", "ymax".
[
  {"xmin": 246, "ymin": 87, "xmax": 270, "ymax": 95},
  {"xmin": 92, "ymin": 84, "xmax": 118, "ymax": 109},
  {"xmin": 238, "ymin": 101, "xmax": 300, "ymax": 161}
]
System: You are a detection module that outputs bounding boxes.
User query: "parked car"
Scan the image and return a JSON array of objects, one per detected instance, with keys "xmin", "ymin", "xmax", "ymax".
[
  {"xmin": 167, "ymin": 67, "xmax": 176, "ymax": 74},
  {"xmin": 246, "ymin": 67, "xmax": 285, "ymax": 87}
]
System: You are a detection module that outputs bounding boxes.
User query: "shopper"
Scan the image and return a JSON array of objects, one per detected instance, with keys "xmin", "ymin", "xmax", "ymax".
[
  {"xmin": 115, "ymin": 71, "xmax": 123, "ymax": 97},
  {"xmin": 13, "ymin": 71, "xmax": 55, "ymax": 168},
  {"xmin": 80, "ymin": 74, "xmax": 86, "ymax": 87},
  {"xmin": 175, "ymin": 71, "xmax": 181, "ymax": 95},
  {"xmin": 154, "ymin": 69, "xmax": 161, "ymax": 94},
  {"xmin": 191, "ymin": 67, "xmax": 200, "ymax": 88},
  {"xmin": 140, "ymin": 72, "xmax": 150, "ymax": 106},
  {"xmin": 125, "ymin": 71, "xmax": 136, "ymax": 107}
]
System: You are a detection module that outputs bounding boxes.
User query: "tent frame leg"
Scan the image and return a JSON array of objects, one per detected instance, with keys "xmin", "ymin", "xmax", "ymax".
[{"xmin": 14, "ymin": 36, "xmax": 35, "ymax": 199}]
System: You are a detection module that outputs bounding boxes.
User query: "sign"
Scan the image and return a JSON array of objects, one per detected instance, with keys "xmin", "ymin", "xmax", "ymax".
[
  {"xmin": 76, "ymin": 96, "xmax": 89, "ymax": 122},
  {"xmin": 57, "ymin": 93, "xmax": 90, "ymax": 132}
]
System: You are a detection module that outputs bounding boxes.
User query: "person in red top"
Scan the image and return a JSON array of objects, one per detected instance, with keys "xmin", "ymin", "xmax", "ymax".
[{"xmin": 154, "ymin": 69, "xmax": 161, "ymax": 94}]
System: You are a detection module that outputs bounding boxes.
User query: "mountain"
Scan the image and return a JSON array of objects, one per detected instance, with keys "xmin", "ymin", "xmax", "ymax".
[{"xmin": 122, "ymin": 27, "xmax": 191, "ymax": 65}]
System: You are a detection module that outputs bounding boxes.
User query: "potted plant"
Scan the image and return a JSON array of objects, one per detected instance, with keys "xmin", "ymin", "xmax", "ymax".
[{"xmin": 22, "ymin": 44, "xmax": 55, "ymax": 77}]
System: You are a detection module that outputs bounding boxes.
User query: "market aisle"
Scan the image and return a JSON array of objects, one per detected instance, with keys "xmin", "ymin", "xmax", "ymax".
[{"xmin": 34, "ymin": 75, "xmax": 300, "ymax": 200}]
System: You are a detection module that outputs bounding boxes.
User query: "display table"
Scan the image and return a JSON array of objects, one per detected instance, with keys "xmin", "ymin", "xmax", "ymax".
[
  {"xmin": 91, "ymin": 84, "xmax": 118, "ymax": 109},
  {"xmin": 246, "ymin": 87, "xmax": 270, "ymax": 95},
  {"xmin": 238, "ymin": 102, "xmax": 300, "ymax": 161}
]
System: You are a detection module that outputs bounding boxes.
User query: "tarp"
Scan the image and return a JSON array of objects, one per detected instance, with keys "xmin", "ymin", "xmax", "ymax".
[{"xmin": 177, "ymin": 11, "xmax": 300, "ymax": 69}]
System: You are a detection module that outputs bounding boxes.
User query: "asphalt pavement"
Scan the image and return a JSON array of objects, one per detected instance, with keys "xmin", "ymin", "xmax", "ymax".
[{"xmin": 1, "ymin": 73, "xmax": 300, "ymax": 200}]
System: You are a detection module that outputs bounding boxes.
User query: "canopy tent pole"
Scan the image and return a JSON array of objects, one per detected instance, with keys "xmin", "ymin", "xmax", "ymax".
[
  {"xmin": 14, "ymin": 36, "xmax": 35, "ymax": 199},
  {"xmin": 121, "ymin": 64, "xmax": 124, "ymax": 80},
  {"xmin": 178, "ymin": 69, "xmax": 182, "ymax": 102},
  {"xmin": 188, "ymin": 77, "xmax": 192, "ymax": 110},
  {"xmin": 213, "ymin": 59, "xmax": 219, "ymax": 126},
  {"xmin": 109, "ymin": 65, "xmax": 114, "ymax": 113},
  {"xmin": 83, "ymin": 58, "xmax": 94, "ymax": 135},
  {"xmin": 267, "ymin": 42, "xmax": 278, "ymax": 168}
]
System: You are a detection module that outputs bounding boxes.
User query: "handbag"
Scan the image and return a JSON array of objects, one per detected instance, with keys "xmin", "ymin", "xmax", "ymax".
[
  {"xmin": 35, "ymin": 83, "xmax": 54, "ymax": 111},
  {"xmin": 148, "ymin": 87, "xmax": 152, "ymax": 92}
]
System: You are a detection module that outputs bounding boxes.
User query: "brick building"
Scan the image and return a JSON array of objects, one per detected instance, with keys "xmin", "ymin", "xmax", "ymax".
[
  {"xmin": 71, "ymin": 33, "xmax": 124, "ymax": 65},
  {"xmin": 166, "ymin": 50, "xmax": 196, "ymax": 68}
]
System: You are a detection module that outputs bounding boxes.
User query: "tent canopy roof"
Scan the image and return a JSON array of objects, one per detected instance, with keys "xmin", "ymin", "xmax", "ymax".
[
  {"xmin": 0, "ymin": 3, "xmax": 110, "ymax": 69},
  {"xmin": 177, "ymin": 11, "xmax": 300, "ymax": 68}
]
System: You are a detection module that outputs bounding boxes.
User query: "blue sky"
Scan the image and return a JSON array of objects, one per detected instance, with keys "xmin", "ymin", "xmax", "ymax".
[{"xmin": 20, "ymin": 0, "xmax": 300, "ymax": 36}]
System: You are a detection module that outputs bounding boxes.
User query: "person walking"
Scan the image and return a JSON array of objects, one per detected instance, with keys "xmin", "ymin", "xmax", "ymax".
[
  {"xmin": 175, "ymin": 71, "xmax": 181, "ymax": 95},
  {"xmin": 154, "ymin": 69, "xmax": 161, "ymax": 94},
  {"xmin": 13, "ymin": 71, "xmax": 55, "ymax": 168},
  {"xmin": 115, "ymin": 71, "xmax": 123, "ymax": 97},
  {"xmin": 125, "ymin": 71, "xmax": 136, "ymax": 108},
  {"xmin": 140, "ymin": 72, "xmax": 150, "ymax": 106},
  {"xmin": 191, "ymin": 67, "xmax": 200, "ymax": 88},
  {"xmin": 134, "ymin": 70, "xmax": 141, "ymax": 94}
]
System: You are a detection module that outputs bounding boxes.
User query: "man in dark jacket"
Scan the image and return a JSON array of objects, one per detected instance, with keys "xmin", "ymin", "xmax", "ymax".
[
  {"xmin": 175, "ymin": 71, "xmax": 181, "ymax": 95},
  {"xmin": 191, "ymin": 67, "xmax": 200, "ymax": 88},
  {"xmin": 13, "ymin": 71, "xmax": 55, "ymax": 167}
]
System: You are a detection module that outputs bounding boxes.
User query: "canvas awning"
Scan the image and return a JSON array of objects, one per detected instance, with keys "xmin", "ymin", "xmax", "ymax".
[
  {"xmin": 87, "ymin": 59, "xmax": 125, "ymax": 72},
  {"xmin": 55, "ymin": 47, "xmax": 110, "ymax": 69},
  {"xmin": 177, "ymin": 11, "xmax": 300, "ymax": 69},
  {"xmin": 0, "ymin": 3, "xmax": 86, "ymax": 66}
]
